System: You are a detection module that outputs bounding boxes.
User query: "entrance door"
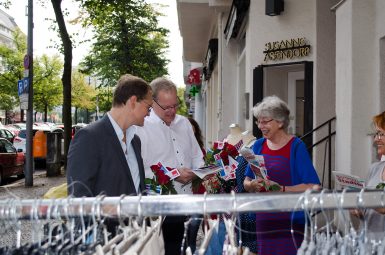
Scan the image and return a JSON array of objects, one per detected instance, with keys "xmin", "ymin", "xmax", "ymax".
[
  {"xmin": 252, "ymin": 61, "xmax": 313, "ymax": 148},
  {"xmin": 288, "ymin": 71, "xmax": 304, "ymax": 136}
]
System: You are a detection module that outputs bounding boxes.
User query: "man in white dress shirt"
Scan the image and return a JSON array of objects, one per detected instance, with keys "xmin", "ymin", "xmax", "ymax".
[{"xmin": 136, "ymin": 77, "xmax": 204, "ymax": 255}]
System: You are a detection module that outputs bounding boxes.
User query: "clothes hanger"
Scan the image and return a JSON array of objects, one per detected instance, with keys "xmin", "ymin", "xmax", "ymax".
[
  {"xmin": 356, "ymin": 188, "xmax": 368, "ymax": 243},
  {"xmin": 9, "ymin": 198, "xmax": 22, "ymax": 249},
  {"xmin": 102, "ymin": 195, "xmax": 130, "ymax": 255},
  {"xmin": 94, "ymin": 195, "xmax": 108, "ymax": 245},
  {"xmin": 294, "ymin": 191, "xmax": 308, "ymax": 255},
  {"xmin": 222, "ymin": 191, "xmax": 239, "ymax": 255},
  {"xmin": 111, "ymin": 194, "xmax": 143, "ymax": 255},
  {"xmin": 301, "ymin": 189, "xmax": 316, "ymax": 255},
  {"xmin": 31, "ymin": 198, "xmax": 43, "ymax": 246},
  {"xmin": 318, "ymin": 189, "xmax": 332, "ymax": 240},
  {"xmin": 306, "ymin": 190, "xmax": 321, "ymax": 255},
  {"xmin": 180, "ymin": 218, "xmax": 191, "ymax": 255},
  {"xmin": 198, "ymin": 192, "xmax": 219, "ymax": 255},
  {"xmin": 122, "ymin": 194, "xmax": 149, "ymax": 254}
]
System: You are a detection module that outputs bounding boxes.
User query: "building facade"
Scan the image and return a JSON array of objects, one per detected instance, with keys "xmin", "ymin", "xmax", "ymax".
[
  {"xmin": 0, "ymin": 9, "xmax": 19, "ymax": 123},
  {"xmin": 177, "ymin": 0, "xmax": 385, "ymax": 187}
]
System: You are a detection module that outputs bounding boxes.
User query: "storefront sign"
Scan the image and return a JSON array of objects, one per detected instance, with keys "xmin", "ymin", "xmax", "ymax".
[{"xmin": 263, "ymin": 37, "xmax": 311, "ymax": 61}]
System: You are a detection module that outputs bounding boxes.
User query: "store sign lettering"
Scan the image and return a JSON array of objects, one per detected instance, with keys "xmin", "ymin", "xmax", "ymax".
[{"xmin": 263, "ymin": 38, "xmax": 311, "ymax": 61}]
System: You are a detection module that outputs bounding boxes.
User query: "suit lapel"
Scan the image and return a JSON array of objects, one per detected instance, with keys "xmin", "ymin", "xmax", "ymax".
[
  {"xmin": 102, "ymin": 116, "xmax": 135, "ymax": 189},
  {"xmin": 131, "ymin": 135, "xmax": 145, "ymax": 192}
]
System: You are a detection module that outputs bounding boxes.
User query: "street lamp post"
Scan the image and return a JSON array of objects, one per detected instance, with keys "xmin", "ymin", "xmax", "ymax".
[{"xmin": 25, "ymin": 0, "xmax": 34, "ymax": 186}]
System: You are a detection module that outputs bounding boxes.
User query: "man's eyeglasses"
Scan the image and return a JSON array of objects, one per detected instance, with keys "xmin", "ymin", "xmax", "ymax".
[
  {"xmin": 153, "ymin": 97, "xmax": 181, "ymax": 111},
  {"xmin": 374, "ymin": 131, "xmax": 385, "ymax": 139},
  {"xmin": 141, "ymin": 101, "xmax": 152, "ymax": 113},
  {"xmin": 255, "ymin": 119, "xmax": 274, "ymax": 126}
]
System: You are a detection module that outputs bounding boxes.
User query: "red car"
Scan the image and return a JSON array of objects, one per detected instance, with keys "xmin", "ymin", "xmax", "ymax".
[{"xmin": 0, "ymin": 138, "xmax": 25, "ymax": 184}]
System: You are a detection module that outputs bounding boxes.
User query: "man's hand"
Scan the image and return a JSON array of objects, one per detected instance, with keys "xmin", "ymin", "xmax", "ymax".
[{"xmin": 175, "ymin": 167, "xmax": 196, "ymax": 184}]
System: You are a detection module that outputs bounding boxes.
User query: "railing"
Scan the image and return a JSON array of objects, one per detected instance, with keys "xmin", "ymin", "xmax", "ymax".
[{"xmin": 300, "ymin": 117, "xmax": 336, "ymax": 189}]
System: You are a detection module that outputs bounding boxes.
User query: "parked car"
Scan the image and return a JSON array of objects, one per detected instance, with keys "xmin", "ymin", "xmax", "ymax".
[
  {"xmin": 72, "ymin": 123, "xmax": 87, "ymax": 138},
  {"xmin": 12, "ymin": 123, "xmax": 26, "ymax": 130},
  {"xmin": 0, "ymin": 128, "xmax": 15, "ymax": 143},
  {"xmin": 0, "ymin": 138, "xmax": 25, "ymax": 184},
  {"xmin": 4, "ymin": 125, "xmax": 20, "ymax": 136}
]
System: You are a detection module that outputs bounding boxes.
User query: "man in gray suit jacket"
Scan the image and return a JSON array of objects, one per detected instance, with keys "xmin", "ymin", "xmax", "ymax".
[{"xmin": 67, "ymin": 74, "xmax": 153, "ymax": 197}]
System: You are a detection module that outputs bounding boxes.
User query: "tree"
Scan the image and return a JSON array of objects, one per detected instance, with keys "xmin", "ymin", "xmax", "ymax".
[
  {"xmin": 93, "ymin": 86, "xmax": 111, "ymax": 115},
  {"xmin": 177, "ymin": 87, "xmax": 188, "ymax": 117},
  {"xmin": 71, "ymin": 69, "xmax": 96, "ymax": 123},
  {"xmin": 33, "ymin": 54, "xmax": 63, "ymax": 121},
  {"xmin": 50, "ymin": 0, "xmax": 73, "ymax": 166},
  {"xmin": 0, "ymin": 28, "xmax": 26, "ymax": 115},
  {"xmin": 78, "ymin": 0, "xmax": 169, "ymax": 86}
]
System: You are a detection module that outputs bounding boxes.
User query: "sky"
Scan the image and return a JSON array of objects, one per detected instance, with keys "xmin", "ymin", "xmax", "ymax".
[{"xmin": 2, "ymin": 0, "xmax": 185, "ymax": 87}]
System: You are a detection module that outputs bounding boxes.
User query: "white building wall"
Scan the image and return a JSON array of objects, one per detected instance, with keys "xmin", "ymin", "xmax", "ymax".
[
  {"xmin": 247, "ymin": 0, "xmax": 315, "ymax": 68},
  {"xmin": 376, "ymin": 0, "xmax": 385, "ymax": 114},
  {"xmin": 221, "ymin": 18, "xmax": 239, "ymax": 140},
  {"xmin": 335, "ymin": 1, "xmax": 353, "ymax": 175},
  {"xmin": 245, "ymin": 0, "xmax": 317, "ymax": 130},
  {"xmin": 335, "ymin": 0, "xmax": 377, "ymax": 177},
  {"xmin": 313, "ymin": 0, "xmax": 336, "ymax": 187}
]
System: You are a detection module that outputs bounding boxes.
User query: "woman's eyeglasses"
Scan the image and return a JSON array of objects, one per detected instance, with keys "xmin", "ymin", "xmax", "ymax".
[
  {"xmin": 153, "ymin": 97, "xmax": 181, "ymax": 111},
  {"xmin": 255, "ymin": 119, "xmax": 274, "ymax": 126},
  {"xmin": 374, "ymin": 131, "xmax": 385, "ymax": 139}
]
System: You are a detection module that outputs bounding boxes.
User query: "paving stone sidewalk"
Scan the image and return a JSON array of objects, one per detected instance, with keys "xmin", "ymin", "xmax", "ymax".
[{"xmin": 0, "ymin": 170, "xmax": 66, "ymax": 248}]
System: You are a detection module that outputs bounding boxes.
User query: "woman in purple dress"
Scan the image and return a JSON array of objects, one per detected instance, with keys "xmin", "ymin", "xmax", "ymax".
[{"xmin": 243, "ymin": 95, "xmax": 320, "ymax": 255}]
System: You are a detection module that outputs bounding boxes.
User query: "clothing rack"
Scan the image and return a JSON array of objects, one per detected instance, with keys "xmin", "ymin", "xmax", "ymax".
[{"xmin": 0, "ymin": 189, "xmax": 383, "ymax": 220}]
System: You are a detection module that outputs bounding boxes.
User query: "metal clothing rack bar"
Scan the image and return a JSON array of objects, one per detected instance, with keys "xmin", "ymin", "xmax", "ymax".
[{"xmin": 0, "ymin": 190, "xmax": 383, "ymax": 220}]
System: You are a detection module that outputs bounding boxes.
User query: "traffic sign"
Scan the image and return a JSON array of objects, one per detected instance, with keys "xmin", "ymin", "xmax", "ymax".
[{"xmin": 17, "ymin": 78, "xmax": 29, "ymax": 95}]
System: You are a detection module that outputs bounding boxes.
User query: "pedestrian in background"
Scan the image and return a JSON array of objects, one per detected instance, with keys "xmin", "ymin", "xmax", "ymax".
[
  {"xmin": 187, "ymin": 117, "xmax": 206, "ymax": 253},
  {"xmin": 136, "ymin": 77, "xmax": 204, "ymax": 255}
]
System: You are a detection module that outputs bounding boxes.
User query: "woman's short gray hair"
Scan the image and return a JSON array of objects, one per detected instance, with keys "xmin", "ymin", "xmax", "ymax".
[{"xmin": 252, "ymin": 95, "xmax": 290, "ymax": 130}]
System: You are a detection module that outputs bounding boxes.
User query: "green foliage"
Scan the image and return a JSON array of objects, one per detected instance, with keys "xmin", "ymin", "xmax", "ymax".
[
  {"xmin": 0, "ymin": 27, "xmax": 64, "ymax": 117},
  {"xmin": 0, "ymin": 28, "xmax": 26, "ymax": 110},
  {"xmin": 71, "ymin": 70, "xmax": 97, "ymax": 110},
  {"xmin": 33, "ymin": 54, "xmax": 63, "ymax": 115},
  {"xmin": 176, "ymin": 87, "xmax": 188, "ymax": 117},
  {"xmin": 95, "ymin": 86, "xmax": 112, "ymax": 113},
  {"xmin": 77, "ymin": 0, "xmax": 169, "ymax": 86}
]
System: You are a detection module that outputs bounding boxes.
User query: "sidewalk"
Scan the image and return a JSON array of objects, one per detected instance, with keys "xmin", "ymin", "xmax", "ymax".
[
  {"xmin": 0, "ymin": 169, "xmax": 66, "ymax": 200},
  {"xmin": 0, "ymin": 170, "xmax": 67, "ymax": 248}
]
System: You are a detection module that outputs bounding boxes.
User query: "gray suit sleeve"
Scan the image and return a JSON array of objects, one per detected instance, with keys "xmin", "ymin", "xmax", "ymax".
[{"xmin": 67, "ymin": 128, "xmax": 99, "ymax": 197}]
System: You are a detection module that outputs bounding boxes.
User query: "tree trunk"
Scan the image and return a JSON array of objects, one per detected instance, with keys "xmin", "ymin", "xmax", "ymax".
[
  {"xmin": 44, "ymin": 104, "xmax": 48, "ymax": 122},
  {"xmin": 5, "ymin": 110, "xmax": 9, "ymax": 124},
  {"xmin": 51, "ymin": 0, "xmax": 72, "ymax": 170},
  {"xmin": 74, "ymin": 107, "xmax": 78, "ymax": 124},
  {"xmin": 21, "ymin": 109, "xmax": 24, "ymax": 122}
]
